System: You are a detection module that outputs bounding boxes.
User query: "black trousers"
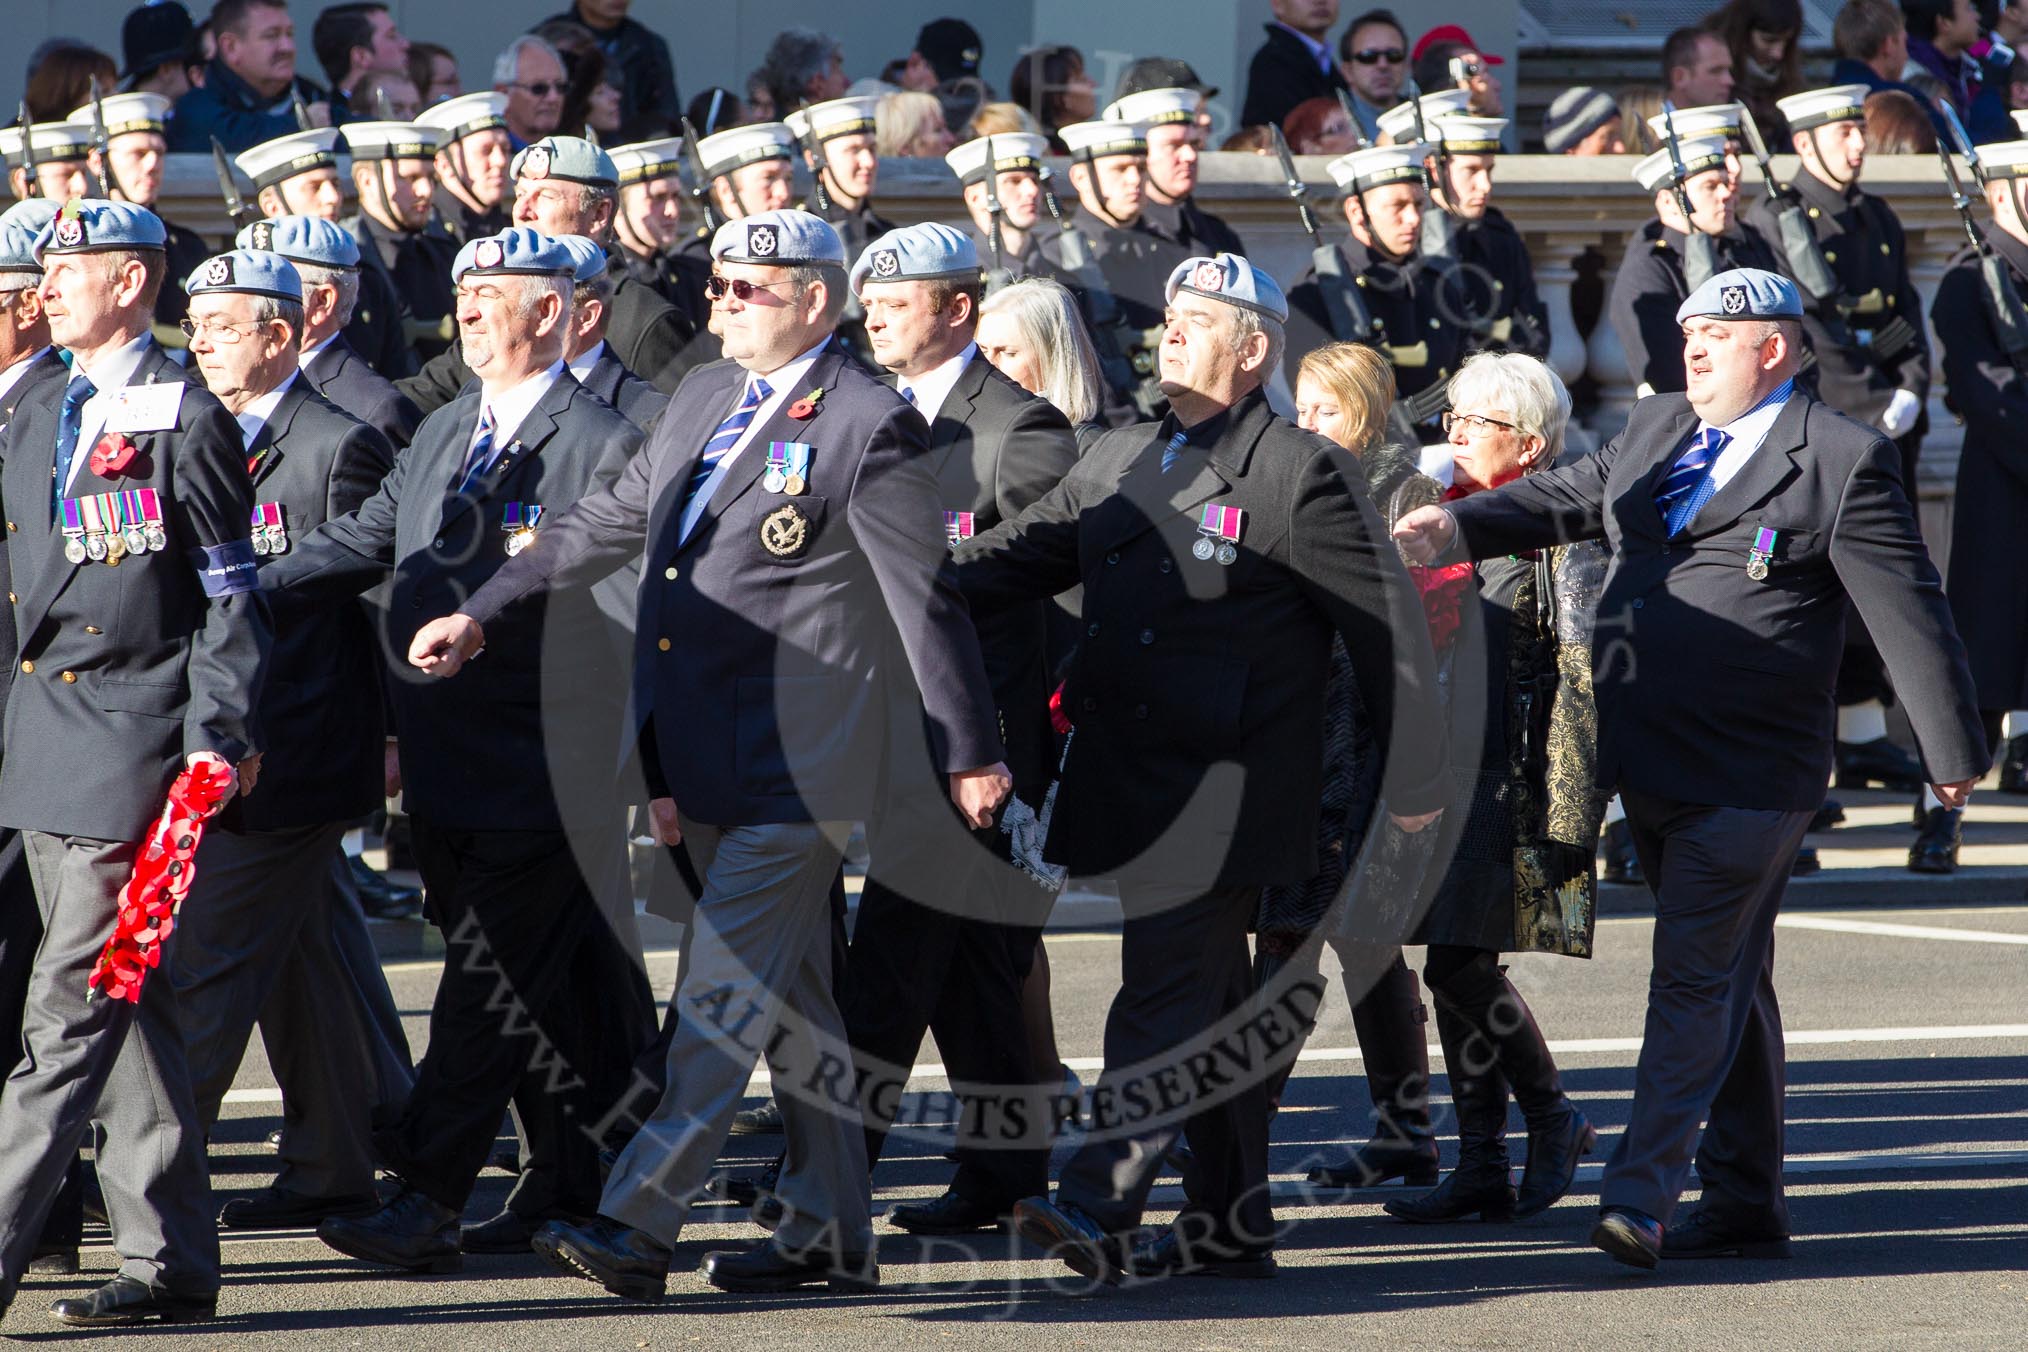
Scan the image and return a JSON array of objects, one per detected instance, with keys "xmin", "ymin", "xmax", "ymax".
[
  {"xmin": 844, "ymin": 822, "xmax": 1048, "ymax": 1208},
  {"xmin": 1057, "ymin": 884, "xmax": 1272, "ymax": 1246},
  {"xmin": 1604, "ymin": 788, "xmax": 1814, "ymax": 1228},
  {"xmin": 384, "ymin": 820, "xmax": 647, "ymax": 1214}
]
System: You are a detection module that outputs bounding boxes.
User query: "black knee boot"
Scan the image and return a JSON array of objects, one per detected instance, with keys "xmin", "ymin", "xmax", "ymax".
[
  {"xmin": 1309, "ymin": 959, "xmax": 1438, "ymax": 1187},
  {"xmin": 1383, "ymin": 1000, "xmax": 1516, "ymax": 1223}
]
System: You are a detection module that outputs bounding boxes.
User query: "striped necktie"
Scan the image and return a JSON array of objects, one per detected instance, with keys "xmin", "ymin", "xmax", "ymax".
[
  {"xmin": 687, "ymin": 375, "xmax": 772, "ymax": 505},
  {"xmin": 1655, "ymin": 426, "xmax": 1729, "ymax": 536},
  {"xmin": 51, "ymin": 374, "xmax": 96, "ymax": 509},
  {"xmin": 456, "ymin": 407, "xmax": 498, "ymax": 495},
  {"xmin": 1160, "ymin": 429, "xmax": 1187, "ymax": 473}
]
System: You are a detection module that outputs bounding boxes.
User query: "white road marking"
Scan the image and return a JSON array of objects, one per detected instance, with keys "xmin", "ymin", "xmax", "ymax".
[{"xmin": 1775, "ymin": 915, "xmax": 2028, "ymax": 945}]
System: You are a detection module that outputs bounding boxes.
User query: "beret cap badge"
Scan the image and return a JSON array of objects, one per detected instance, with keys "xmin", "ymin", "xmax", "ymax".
[
  {"xmin": 54, "ymin": 216, "xmax": 84, "ymax": 248},
  {"xmin": 869, "ymin": 249, "xmax": 899, "ymax": 277},
  {"xmin": 1721, "ymin": 285, "xmax": 1747, "ymax": 315},
  {"xmin": 203, "ymin": 256, "xmax": 232, "ymax": 286},
  {"xmin": 748, "ymin": 223, "xmax": 779, "ymax": 256},
  {"xmin": 523, "ymin": 145, "xmax": 550, "ymax": 179},
  {"xmin": 1190, "ymin": 260, "xmax": 1224, "ymax": 292},
  {"xmin": 475, "ymin": 238, "xmax": 506, "ymax": 269}
]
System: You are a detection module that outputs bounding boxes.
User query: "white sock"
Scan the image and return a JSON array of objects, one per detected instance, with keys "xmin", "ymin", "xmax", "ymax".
[
  {"xmin": 342, "ymin": 828, "xmax": 365, "ymax": 858},
  {"xmin": 1603, "ymin": 794, "xmax": 1626, "ymax": 826},
  {"xmin": 1838, "ymin": 701, "xmax": 1888, "ymax": 745},
  {"xmin": 2007, "ymin": 711, "xmax": 2028, "ymax": 739},
  {"xmin": 1921, "ymin": 785, "xmax": 1944, "ymax": 812}
]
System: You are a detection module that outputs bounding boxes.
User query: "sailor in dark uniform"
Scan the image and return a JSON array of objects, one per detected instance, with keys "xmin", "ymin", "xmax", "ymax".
[
  {"xmin": 416, "ymin": 93, "xmax": 514, "ymax": 243},
  {"xmin": 1285, "ymin": 142, "xmax": 1471, "ymax": 441},
  {"xmin": 1103, "ymin": 86, "xmax": 1245, "ymax": 260},
  {"xmin": 685, "ymin": 121, "xmax": 799, "ymax": 257},
  {"xmin": 1608, "ymin": 132, "xmax": 1782, "ymax": 397},
  {"xmin": 787, "ymin": 96, "xmax": 893, "ymax": 367},
  {"xmin": 1643, "ymin": 101, "xmax": 1749, "ymax": 199},
  {"xmin": 341, "ymin": 120, "xmax": 461, "ymax": 364},
  {"xmin": 944, "ymin": 132, "xmax": 1060, "ymax": 284},
  {"xmin": 0, "ymin": 121, "xmax": 91, "ymax": 203},
  {"xmin": 607, "ymin": 138, "xmax": 712, "ymax": 333},
  {"xmin": 71, "ymin": 93, "xmax": 213, "ymax": 346}
]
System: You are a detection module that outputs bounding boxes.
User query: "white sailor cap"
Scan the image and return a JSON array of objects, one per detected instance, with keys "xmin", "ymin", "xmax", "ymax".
[
  {"xmin": 341, "ymin": 120, "xmax": 441, "ymax": 162},
  {"xmin": 784, "ymin": 96, "xmax": 880, "ymax": 144},
  {"xmin": 944, "ymin": 132, "xmax": 1050, "ymax": 186},
  {"xmin": 0, "ymin": 121, "xmax": 92, "ymax": 166},
  {"xmin": 416, "ymin": 92, "xmax": 509, "ymax": 143},
  {"xmin": 1646, "ymin": 102, "xmax": 1745, "ymax": 142},
  {"xmin": 1164, "ymin": 251, "xmax": 1288, "ymax": 322},
  {"xmin": 1327, "ymin": 142, "xmax": 1431, "ymax": 194},
  {"xmin": 236, "ymin": 215, "xmax": 361, "ymax": 269},
  {"xmin": 609, "ymin": 137, "xmax": 686, "ymax": 187},
  {"xmin": 851, "ymin": 221, "xmax": 979, "ymax": 293},
  {"xmin": 1775, "ymin": 85, "xmax": 1869, "ymax": 133},
  {"xmin": 1102, "ymin": 86, "xmax": 1200, "ymax": 128},
  {"xmin": 1429, "ymin": 115, "xmax": 1507, "ymax": 154},
  {"xmin": 1376, "ymin": 89, "xmax": 1471, "ymax": 145},
  {"xmin": 711, "ymin": 209, "xmax": 845, "ymax": 267},
  {"xmin": 1982, "ymin": 136, "xmax": 2028, "ymax": 178},
  {"xmin": 695, "ymin": 123, "xmax": 797, "ymax": 179},
  {"xmin": 65, "ymin": 91, "xmax": 171, "ymax": 139},
  {"xmin": 236, "ymin": 128, "xmax": 342, "ymax": 193},
  {"xmin": 1058, "ymin": 119, "xmax": 1147, "ymax": 162},
  {"xmin": 184, "ymin": 248, "xmax": 303, "ymax": 302},
  {"xmin": 1632, "ymin": 133, "xmax": 1732, "ymax": 192}
]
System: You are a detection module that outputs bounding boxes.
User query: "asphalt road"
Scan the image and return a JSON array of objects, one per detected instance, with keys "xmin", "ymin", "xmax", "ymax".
[{"xmin": 5, "ymin": 899, "xmax": 2025, "ymax": 1349}]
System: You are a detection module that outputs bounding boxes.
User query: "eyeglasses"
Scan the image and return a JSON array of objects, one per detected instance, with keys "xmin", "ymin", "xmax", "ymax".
[
  {"xmin": 507, "ymin": 81, "xmax": 565, "ymax": 98},
  {"xmin": 179, "ymin": 317, "xmax": 267, "ymax": 344},
  {"xmin": 705, "ymin": 275, "xmax": 800, "ymax": 303},
  {"xmin": 1350, "ymin": 47, "xmax": 1406, "ymax": 65},
  {"xmin": 1442, "ymin": 410, "xmax": 1520, "ymax": 436}
]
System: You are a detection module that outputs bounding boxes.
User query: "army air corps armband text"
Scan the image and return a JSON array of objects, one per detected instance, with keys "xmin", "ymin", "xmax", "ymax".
[{"xmin": 190, "ymin": 540, "xmax": 259, "ymax": 596}]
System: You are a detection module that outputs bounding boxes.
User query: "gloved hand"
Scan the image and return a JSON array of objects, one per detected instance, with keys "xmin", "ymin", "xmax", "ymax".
[{"xmin": 1880, "ymin": 388, "xmax": 1922, "ymax": 439}]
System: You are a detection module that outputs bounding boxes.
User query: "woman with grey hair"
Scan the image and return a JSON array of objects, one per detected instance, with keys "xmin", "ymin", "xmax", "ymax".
[
  {"xmin": 976, "ymin": 278, "xmax": 1105, "ymax": 443},
  {"xmin": 1379, "ymin": 350, "xmax": 1605, "ymax": 1227}
]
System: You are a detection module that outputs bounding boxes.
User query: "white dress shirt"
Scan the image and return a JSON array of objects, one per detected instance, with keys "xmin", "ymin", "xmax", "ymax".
[
  {"xmin": 66, "ymin": 332, "xmax": 155, "ymax": 495},
  {"xmin": 679, "ymin": 339, "xmax": 828, "ymax": 544},
  {"xmin": 0, "ymin": 346, "xmax": 53, "ymax": 407},
  {"xmin": 566, "ymin": 340, "xmax": 607, "ymax": 385},
  {"xmin": 1695, "ymin": 378, "xmax": 1795, "ymax": 493},
  {"xmin": 472, "ymin": 358, "xmax": 567, "ymax": 459},
  {"xmin": 234, "ymin": 369, "xmax": 300, "ymax": 451},
  {"xmin": 297, "ymin": 333, "xmax": 337, "ymax": 369},
  {"xmin": 894, "ymin": 342, "xmax": 976, "ymax": 425}
]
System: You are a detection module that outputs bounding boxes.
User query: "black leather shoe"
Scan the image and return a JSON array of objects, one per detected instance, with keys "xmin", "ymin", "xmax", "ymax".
[
  {"xmin": 1790, "ymin": 847, "xmax": 1821, "ymax": 878},
  {"xmin": 1599, "ymin": 820, "xmax": 1643, "ymax": 886},
  {"xmin": 1515, "ymin": 1108, "xmax": 1596, "ymax": 1219},
  {"xmin": 1835, "ymin": 737, "xmax": 1923, "ymax": 791},
  {"xmin": 462, "ymin": 1209, "xmax": 576, "ymax": 1254},
  {"xmin": 729, "ymin": 1098, "xmax": 784, "ymax": 1135},
  {"xmin": 1383, "ymin": 1161, "xmax": 1516, "ymax": 1223},
  {"xmin": 49, "ymin": 1277, "xmax": 215, "ymax": 1327},
  {"xmin": 889, "ymin": 1189, "xmax": 1014, "ymax": 1235},
  {"xmin": 700, "ymin": 1237, "xmax": 879, "ymax": 1293},
  {"xmin": 1011, "ymin": 1196, "xmax": 1122, "ymax": 1285},
  {"xmin": 28, "ymin": 1243, "xmax": 79, "ymax": 1275},
  {"xmin": 351, "ymin": 854, "xmax": 422, "ymax": 919},
  {"xmin": 710, "ymin": 1153, "xmax": 781, "ymax": 1208},
  {"xmin": 1126, "ymin": 1228, "xmax": 1276, "ymax": 1280},
  {"xmin": 751, "ymin": 1193, "xmax": 785, "ymax": 1233},
  {"xmin": 1808, "ymin": 799, "xmax": 1845, "ymax": 833},
  {"xmin": 533, "ymin": 1215, "xmax": 672, "ymax": 1302},
  {"xmin": 317, "ymin": 1186, "xmax": 462, "ymax": 1272},
  {"xmin": 1590, "ymin": 1207, "xmax": 1664, "ymax": 1269},
  {"xmin": 1999, "ymin": 734, "xmax": 2028, "ymax": 794},
  {"xmin": 1660, "ymin": 1205, "xmax": 1792, "ymax": 1259},
  {"xmin": 219, "ymin": 1186, "xmax": 379, "ymax": 1230},
  {"xmin": 1909, "ymin": 807, "xmax": 1963, "ymax": 874},
  {"xmin": 1307, "ymin": 1137, "xmax": 1441, "ymax": 1189}
]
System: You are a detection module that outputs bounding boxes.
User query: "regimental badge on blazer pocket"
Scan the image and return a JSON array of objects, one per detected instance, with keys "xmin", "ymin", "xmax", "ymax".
[{"xmin": 756, "ymin": 496, "xmax": 826, "ymax": 564}]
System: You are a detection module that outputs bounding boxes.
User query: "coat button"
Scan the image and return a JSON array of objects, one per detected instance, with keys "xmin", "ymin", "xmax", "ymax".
[
  {"xmin": 5, "ymin": 521, "xmax": 13, "ymax": 532},
  {"xmin": 61, "ymin": 671, "xmax": 75, "ymax": 683},
  {"xmin": 5, "ymin": 592, "xmax": 13, "ymax": 604},
  {"xmin": 1139, "ymin": 629, "xmax": 1154, "ymax": 645},
  {"xmin": 1086, "ymin": 622, "xmax": 1100, "ymax": 637},
  {"xmin": 664, "ymin": 566, "xmax": 678, "ymax": 580},
  {"xmin": 1080, "ymin": 696, "xmax": 1097, "ymax": 712},
  {"xmin": 433, "ymin": 538, "xmax": 445, "ymax": 550},
  {"xmin": 1134, "ymin": 703, "xmax": 1149, "ymax": 719},
  {"xmin": 18, "ymin": 660, "xmax": 30, "ymax": 674},
  {"xmin": 1105, "ymin": 551, "xmax": 1119, "ymax": 565},
  {"xmin": 1633, "ymin": 598, "xmax": 1645, "ymax": 610},
  {"xmin": 1158, "ymin": 558, "xmax": 1172, "ymax": 573},
  {"xmin": 657, "ymin": 637, "xmax": 672, "ymax": 651},
  {"xmin": 85, "ymin": 626, "xmax": 101, "ymax": 635},
  {"xmin": 1824, "ymin": 250, "xmax": 1837, "ymax": 263}
]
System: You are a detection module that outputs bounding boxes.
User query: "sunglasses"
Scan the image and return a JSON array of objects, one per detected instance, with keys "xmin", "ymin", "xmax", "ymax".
[
  {"xmin": 508, "ymin": 81, "xmax": 565, "ymax": 98},
  {"xmin": 704, "ymin": 275, "xmax": 799, "ymax": 302},
  {"xmin": 1351, "ymin": 47, "xmax": 1406, "ymax": 65}
]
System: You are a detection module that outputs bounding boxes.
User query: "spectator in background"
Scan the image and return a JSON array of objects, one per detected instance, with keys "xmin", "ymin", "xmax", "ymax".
[
  {"xmin": 1662, "ymin": 25, "xmax": 1737, "ymax": 108},
  {"xmin": 976, "ymin": 277, "xmax": 1105, "ymax": 441},
  {"xmin": 1865, "ymin": 86, "xmax": 1943, "ymax": 147},
  {"xmin": 537, "ymin": 20, "xmax": 616, "ymax": 140},
  {"xmin": 1544, "ymin": 86, "xmax": 1626, "ymax": 154},
  {"xmin": 353, "ymin": 67, "xmax": 420, "ymax": 121},
  {"xmin": 493, "ymin": 34, "xmax": 567, "ymax": 148},
  {"xmin": 1904, "ymin": 0, "xmax": 1984, "ymax": 116},
  {"xmin": 936, "ymin": 76, "xmax": 990, "ymax": 138},
  {"xmin": 1413, "ymin": 25, "xmax": 1504, "ymax": 116},
  {"xmin": 117, "ymin": 1, "xmax": 199, "ymax": 103},
  {"xmin": 966, "ymin": 102, "xmax": 1041, "ymax": 138},
  {"xmin": 536, "ymin": 0, "xmax": 679, "ymax": 140},
  {"xmin": 744, "ymin": 70, "xmax": 776, "ymax": 123},
  {"xmin": 409, "ymin": 42, "xmax": 460, "ymax": 106},
  {"xmin": 312, "ymin": 3, "xmax": 409, "ymax": 121},
  {"xmin": 23, "ymin": 41, "xmax": 118, "ymax": 123},
  {"xmin": 1617, "ymin": 84, "xmax": 1665, "ymax": 155},
  {"xmin": 1834, "ymin": 0, "xmax": 1950, "ymax": 138},
  {"xmin": 1221, "ymin": 124, "xmax": 1277, "ymax": 153},
  {"xmin": 900, "ymin": 18, "xmax": 984, "ymax": 92},
  {"xmin": 1713, "ymin": 0, "xmax": 1805, "ymax": 140},
  {"xmin": 170, "ymin": 0, "xmax": 331, "ymax": 152},
  {"xmin": 1284, "ymin": 95, "xmax": 1362, "ymax": 154},
  {"xmin": 686, "ymin": 86, "xmax": 743, "ymax": 136},
  {"xmin": 1010, "ymin": 45, "xmax": 1096, "ymax": 152},
  {"xmin": 877, "ymin": 89, "xmax": 954, "ymax": 157},
  {"xmin": 1971, "ymin": 51, "xmax": 2028, "ymax": 137},
  {"xmin": 1242, "ymin": 0, "xmax": 1351, "ymax": 131},
  {"xmin": 760, "ymin": 28, "xmax": 849, "ymax": 117},
  {"xmin": 1335, "ymin": 11, "xmax": 1410, "ymax": 144}
]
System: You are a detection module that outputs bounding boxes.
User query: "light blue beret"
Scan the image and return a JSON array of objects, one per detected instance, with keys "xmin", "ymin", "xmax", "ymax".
[
  {"xmin": 32, "ymin": 200, "xmax": 167, "ymax": 261},
  {"xmin": 850, "ymin": 221, "xmax": 980, "ymax": 294},
  {"xmin": 452, "ymin": 226, "xmax": 577, "ymax": 280},
  {"xmin": 1676, "ymin": 267, "xmax": 1803, "ymax": 323},
  {"xmin": 511, "ymin": 135, "xmax": 618, "ymax": 188},
  {"xmin": 553, "ymin": 233, "xmax": 609, "ymax": 282},
  {"xmin": 1163, "ymin": 251, "xmax": 1288, "ymax": 322},
  {"xmin": 184, "ymin": 249, "xmax": 304, "ymax": 301},
  {"xmin": 711, "ymin": 209, "xmax": 845, "ymax": 267},
  {"xmin": 0, "ymin": 199, "xmax": 60, "ymax": 238},
  {"xmin": 0, "ymin": 220, "xmax": 40, "ymax": 274},
  {"xmin": 235, "ymin": 215, "xmax": 361, "ymax": 270}
]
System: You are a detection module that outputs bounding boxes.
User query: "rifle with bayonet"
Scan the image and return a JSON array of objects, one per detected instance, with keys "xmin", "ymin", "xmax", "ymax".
[
  {"xmin": 210, "ymin": 136, "xmax": 260, "ymax": 229},
  {"xmin": 15, "ymin": 102, "xmax": 39, "ymax": 197},
  {"xmin": 1406, "ymin": 80, "xmax": 1462, "ymax": 269},
  {"xmin": 292, "ymin": 87, "xmax": 314, "ymax": 132},
  {"xmin": 795, "ymin": 118, "xmax": 831, "ymax": 215},
  {"xmin": 1038, "ymin": 168, "xmax": 1145, "ymax": 413},
  {"xmin": 85, "ymin": 77, "xmax": 115, "ymax": 198},
  {"xmin": 1334, "ymin": 88, "xmax": 1370, "ymax": 151},
  {"xmin": 1660, "ymin": 102, "xmax": 1719, "ymax": 291},
  {"xmin": 1938, "ymin": 103, "xmax": 2028, "ymax": 366},
  {"xmin": 679, "ymin": 116, "xmax": 726, "ymax": 235},
  {"xmin": 980, "ymin": 136, "xmax": 1009, "ymax": 293},
  {"xmin": 1739, "ymin": 108, "xmax": 1845, "ymax": 318}
]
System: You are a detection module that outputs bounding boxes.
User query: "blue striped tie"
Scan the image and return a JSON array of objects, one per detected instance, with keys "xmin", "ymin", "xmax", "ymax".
[
  {"xmin": 1656, "ymin": 427, "xmax": 1729, "ymax": 536},
  {"xmin": 456, "ymin": 407, "xmax": 498, "ymax": 495},
  {"xmin": 1160, "ymin": 429, "xmax": 1187, "ymax": 473},
  {"xmin": 687, "ymin": 376, "xmax": 772, "ymax": 506},
  {"xmin": 51, "ymin": 374, "xmax": 95, "ymax": 510}
]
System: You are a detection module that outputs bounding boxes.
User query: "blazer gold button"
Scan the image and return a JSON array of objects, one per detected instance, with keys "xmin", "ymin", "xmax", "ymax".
[
  {"xmin": 664, "ymin": 566, "xmax": 678, "ymax": 580},
  {"xmin": 85, "ymin": 626, "xmax": 102, "ymax": 635},
  {"xmin": 5, "ymin": 592, "xmax": 13, "ymax": 604},
  {"xmin": 18, "ymin": 660, "xmax": 31, "ymax": 674},
  {"xmin": 657, "ymin": 637, "xmax": 671, "ymax": 651},
  {"xmin": 5, "ymin": 521, "xmax": 14, "ymax": 532},
  {"xmin": 61, "ymin": 671, "xmax": 75, "ymax": 683}
]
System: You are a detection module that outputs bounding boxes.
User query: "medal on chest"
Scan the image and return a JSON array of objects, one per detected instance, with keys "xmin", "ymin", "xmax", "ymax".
[
  {"xmin": 502, "ymin": 503, "xmax": 543, "ymax": 556},
  {"xmin": 1747, "ymin": 525, "xmax": 1777, "ymax": 581},
  {"xmin": 1193, "ymin": 503, "xmax": 1244, "ymax": 565},
  {"xmin": 249, "ymin": 502, "xmax": 288, "ymax": 555},
  {"xmin": 762, "ymin": 441, "xmax": 812, "ymax": 496},
  {"xmin": 944, "ymin": 510, "xmax": 975, "ymax": 550}
]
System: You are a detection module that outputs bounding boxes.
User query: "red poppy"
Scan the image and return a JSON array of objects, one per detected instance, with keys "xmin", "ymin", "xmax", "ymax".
[
  {"xmin": 1414, "ymin": 560, "xmax": 1476, "ymax": 654},
  {"xmin": 88, "ymin": 432, "xmax": 139, "ymax": 478},
  {"xmin": 786, "ymin": 388, "xmax": 824, "ymax": 420},
  {"xmin": 87, "ymin": 760, "xmax": 234, "ymax": 1003}
]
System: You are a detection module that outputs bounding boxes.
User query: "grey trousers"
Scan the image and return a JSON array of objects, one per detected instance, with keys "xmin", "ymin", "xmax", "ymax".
[
  {"xmin": 0, "ymin": 832, "xmax": 219, "ymax": 1301},
  {"xmin": 325, "ymin": 850, "xmax": 418, "ymax": 1119},
  {"xmin": 602, "ymin": 818, "xmax": 872, "ymax": 1253},
  {"xmin": 172, "ymin": 822, "xmax": 381, "ymax": 1199},
  {"xmin": 1605, "ymin": 789, "xmax": 1815, "ymax": 1228}
]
